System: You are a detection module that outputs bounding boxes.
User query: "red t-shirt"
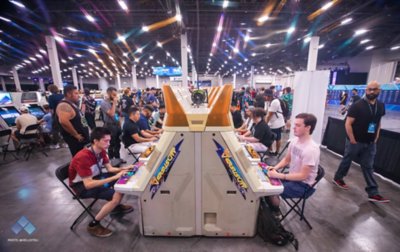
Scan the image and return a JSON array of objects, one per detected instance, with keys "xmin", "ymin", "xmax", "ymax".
[{"xmin": 68, "ymin": 148, "xmax": 110, "ymax": 186}]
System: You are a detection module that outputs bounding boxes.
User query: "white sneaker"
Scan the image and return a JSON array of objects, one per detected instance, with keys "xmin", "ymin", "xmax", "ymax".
[
  {"xmin": 61, "ymin": 143, "xmax": 69, "ymax": 148},
  {"xmin": 49, "ymin": 144, "xmax": 60, "ymax": 149}
]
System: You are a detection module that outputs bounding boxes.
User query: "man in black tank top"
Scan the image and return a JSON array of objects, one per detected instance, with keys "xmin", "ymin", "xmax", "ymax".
[{"xmin": 56, "ymin": 85, "xmax": 89, "ymax": 156}]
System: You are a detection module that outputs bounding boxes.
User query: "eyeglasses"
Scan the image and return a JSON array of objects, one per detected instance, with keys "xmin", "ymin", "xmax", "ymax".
[{"xmin": 366, "ymin": 88, "xmax": 379, "ymax": 92}]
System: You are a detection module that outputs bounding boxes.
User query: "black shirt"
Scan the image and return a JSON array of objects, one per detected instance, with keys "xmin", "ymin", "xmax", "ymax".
[
  {"xmin": 251, "ymin": 120, "xmax": 274, "ymax": 148},
  {"xmin": 231, "ymin": 110, "xmax": 243, "ymax": 129},
  {"xmin": 119, "ymin": 95, "xmax": 134, "ymax": 114},
  {"xmin": 347, "ymin": 98, "xmax": 385, "ymax": 143},
  {"xmin": 122, "ymin": 118, "xmax": 140, "ymax": 147}
]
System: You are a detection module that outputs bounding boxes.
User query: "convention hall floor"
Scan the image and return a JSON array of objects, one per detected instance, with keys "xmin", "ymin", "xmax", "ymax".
[{"xmin": 1, "ymin": 133, "xmax": 399, "ymax": 252}]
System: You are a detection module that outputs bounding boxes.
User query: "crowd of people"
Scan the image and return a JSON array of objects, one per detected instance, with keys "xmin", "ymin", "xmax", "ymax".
[{"xmin": 9, "ymin": 81, "xmax": 390, "ymax": 238}]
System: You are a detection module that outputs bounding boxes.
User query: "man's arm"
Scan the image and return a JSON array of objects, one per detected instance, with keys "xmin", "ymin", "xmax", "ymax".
[
  {"xmin": 56, "ymin": 103, "xmax": 82, "ymax": 141},
  {"xmin": 82, "ymin": 172, "xmax": 123, "ymax": 190},
  {"xmin": 269, "ymin": 164, "xmax": 312, "ymax": 181},
  {"xmin": 132, "ymin": 133, "xmax": 157, "ymax": 143},
  {"xmin": 265, "ymin": 111, "xmax": 274, "ymax": 124},
  {"xmin": 345, "ymin": 116, "xmax": 357, "ymax": 144},
  {"xmin": 105, "ymin": 98, "xmax": 117, "ymax": 118},
  {"xmin": 269, "ymin": 151, "xmax": 291, "ymax": 171},
  {"xmin": 374, "ymin": 121, "xmax": 381, "ymax": 143},
  {"xmin": 140, "ymin": 129, "xmax": 157, "ymax": 138}
]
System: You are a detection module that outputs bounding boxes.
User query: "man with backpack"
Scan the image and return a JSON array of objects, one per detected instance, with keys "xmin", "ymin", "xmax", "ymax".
[{"xmin": 264, "ymin": 89, "xmax": 286, "ymax": 155}]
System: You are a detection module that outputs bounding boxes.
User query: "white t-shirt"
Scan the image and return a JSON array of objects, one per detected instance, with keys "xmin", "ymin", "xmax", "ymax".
[
  {"xmin": 288, "ymin": 137, "xmax": 320, "ymax": 185},
  {"xmin": 16, "ymin": 114, "xmax": 38, "ymax": 134},
  {"xmin": 267, "ymin": 99, "xmax": 285, "ymax": 129}
]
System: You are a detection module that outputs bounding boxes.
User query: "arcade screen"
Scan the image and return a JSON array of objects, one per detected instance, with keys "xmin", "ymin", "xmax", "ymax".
[
  {"xmin": 21, "ymin": 92, "xmax": 38, "ymax": 103},
  {"xmin": 0, "ymin": 92, "xmax": 13, "ymax": 105},
  {"xmin": 0, "ymin": 106, "xmax": 21, "ymax": 127},
  {"xmin": 28, "ymin": 104, "xmax": 45, "ymax": 119}
]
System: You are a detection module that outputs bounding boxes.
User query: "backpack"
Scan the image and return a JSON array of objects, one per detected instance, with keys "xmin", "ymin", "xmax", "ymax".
[
  {"xmin": 257, "ymin": 198, "xmax": 299, "ymax": 250},
  {"xmin": 274, "ymin": 98, "xmax": 289, "ymax": 118}
]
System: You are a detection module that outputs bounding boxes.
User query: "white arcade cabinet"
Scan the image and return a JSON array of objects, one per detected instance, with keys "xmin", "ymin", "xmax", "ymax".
[{"xmin": 114, "ymin": 84, "xmax": 283, "ymax": 237}]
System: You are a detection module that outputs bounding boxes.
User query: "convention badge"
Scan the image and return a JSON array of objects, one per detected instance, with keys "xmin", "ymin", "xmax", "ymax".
[{"xmin": 367, "ymin": 122, "xmax": 376, "ymax": 133}]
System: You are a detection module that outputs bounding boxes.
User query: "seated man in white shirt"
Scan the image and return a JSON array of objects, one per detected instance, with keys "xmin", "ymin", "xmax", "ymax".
[
  {"xmin": 12, "ymin": 105, "xmax": 38, "ymax": 143},
  {"xmin": 266, "ymin": 113, "xmax": 320, "ymax": 217}
]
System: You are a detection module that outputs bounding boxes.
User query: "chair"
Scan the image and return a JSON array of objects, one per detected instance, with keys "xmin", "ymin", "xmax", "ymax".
[
  {"xmin": 16, "ymin": 124, "xmax": 48, "ymax": 161},
  {"xmin": 55, "ymin": 163, "xmax": 98, "ymax": 230},
  {"xmin": 0, "ymin": 129, "xmax": 18, "ymax": 161},
  {"xmin": 280, "ymin": 165, "xmax": 325, "ymax": 229}
]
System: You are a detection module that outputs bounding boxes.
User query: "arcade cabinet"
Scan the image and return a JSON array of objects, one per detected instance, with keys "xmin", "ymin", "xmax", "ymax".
[
  {"xmin": 115, "ymin": 84, "xmax": 283, "ymax": 237},
  {"xmin": 0, "ymin": 92, "xmax": 21, "ymax": 151}
]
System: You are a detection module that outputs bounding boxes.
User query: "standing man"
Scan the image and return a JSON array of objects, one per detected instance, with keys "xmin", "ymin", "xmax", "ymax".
[
  {"xmin": 119, "ymin": 87, "xmax": 134, "ymax": 121},
  {"xmin": 56, "ymin": 85, "xmax": 89, "ymax": 156},
  {"xmin": 281, "ymin": 87, "xmax": 293, "ymax": 132},
  {"xmin": 100, "ymin": 87, "xmax": 122, "ymax": 161},
  {"xmin": 264, "ymin": 89, "xmax": 285, "ymax": 155},
  {"xmin": 48, "ymin": 84, "xmax": 64, "ymax": 147},
  {"xmin": 333, "ymin": 81, "xmax": 389, "ymax": 203},
  {"xmin": 81, "ymin": 88, "xmax": 97, "ymax": 130}
]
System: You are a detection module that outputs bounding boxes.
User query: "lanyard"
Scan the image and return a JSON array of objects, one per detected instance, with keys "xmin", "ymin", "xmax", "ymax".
[
  {"xmin": 364, "ymin": 98, "xmax": 377, "ymax": 117},
  {"xmin": 90, "ymin": 146, "xmax": 103, "ymax": 176}
]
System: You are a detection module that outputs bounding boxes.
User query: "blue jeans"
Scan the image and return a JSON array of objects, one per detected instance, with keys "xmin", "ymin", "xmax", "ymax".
[{"xmin": 334, "ymin": 139, "xmax": 379, "ymax": 197}]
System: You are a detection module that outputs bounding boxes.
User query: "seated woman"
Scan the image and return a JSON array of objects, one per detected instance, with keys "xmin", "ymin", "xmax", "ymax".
[
  {"xmin": 235, "ymin": 106, "xmax": 254, "ymax": 135},
  {"xmin": 238, "ymin": 108, "xmax": 274, "ymax": 149}
]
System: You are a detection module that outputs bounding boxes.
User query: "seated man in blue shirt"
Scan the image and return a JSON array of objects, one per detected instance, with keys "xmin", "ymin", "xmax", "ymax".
[{"xmin": 137, "ymin": 105, "xmax": 161, "ymax": 139}]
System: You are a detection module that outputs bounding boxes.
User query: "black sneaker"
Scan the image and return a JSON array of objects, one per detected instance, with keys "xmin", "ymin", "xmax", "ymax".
[
  {"xmin": 110, "ymin": 204, "xmax": 134, "ymax": 215},
  {"xmin": 368, "ymin": 195, "xmax": 390, "ymax": 203},
  {"xmin": 87, "ymin": 223, "xmax": 113, "ymax": 238},
  {"xmin": 332, "ymin": 179, "xmax": 349, "ymax": 190}
]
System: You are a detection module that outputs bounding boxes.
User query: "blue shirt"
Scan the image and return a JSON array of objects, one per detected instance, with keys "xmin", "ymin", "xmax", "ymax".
[
  {"xmin": 138, "ymin": 113, "xmax": 150, "ymax": 131},
  {"xmin": 48, "ymin": 93, "xmax": 64, "ymax": 110},
  {"xmin": 42, "ymin": 112, "xmax": 52, "ymax": 133}
]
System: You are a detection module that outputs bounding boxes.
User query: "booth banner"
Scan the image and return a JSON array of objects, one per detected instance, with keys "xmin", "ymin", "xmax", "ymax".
[
  {"xmin": 149, "ymin": 139, "xmax": 184, "ymax": 199},
  {"xmin": 213, "ymin": 139, "xmax": 249, "ymax": 199},
  {"xmin": 326, "ymin": 84, "xmax": 400, "ymax": 111}
]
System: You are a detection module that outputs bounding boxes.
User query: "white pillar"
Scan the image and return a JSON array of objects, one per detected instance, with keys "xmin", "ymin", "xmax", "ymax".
[
  {"xmin": 307, "ymin": 36, "xmax": 320, "ymax": 71},
  {"xmin": 45, "ymin": 36, "xmax": 63, "ymax": 89},
  {"xmin": 233, "ymin": 73, "xmax": 237, "ymax": 89},
  {"xmin": 72, "ymin": 67, "xmax": 79, "ymax": 89},
  {"xmin": 79, "ymin": 76, "xmax": 84, "ymax": 91},
  {"xmin": 181, "ymin": 33, "xmax": 188, "ymax": 87},
  {"xmin": 131, "ymin": 65, "xmax": 138, "ymax": 89},
  {"xmin": 116, "ymin": 74, "xmax": 121, "ymax": 90},
  {"xmin": 98, "ymin": 77, "xmax": 108, "ymax": 91},
  {"xmin": 1, "ymin": 76, "xmax": 6, "ymax": 91},
  {"xmin": 156, "ymin": 75, "xmax": 160, "ymax": 89},
  {"xmin": 250, "ymin": 65, "xmax": 255, "ymax": 89},
  {"xmin": 38, "ymin": 78, "xmax": 45, "ymax": 91},
  {"xmin": 218, "ymin": 75, "xmax": 223, "ymax": 86},
  {"xmin": 12, "ymin": 67, "xmax": 22, "ymax": 91}
]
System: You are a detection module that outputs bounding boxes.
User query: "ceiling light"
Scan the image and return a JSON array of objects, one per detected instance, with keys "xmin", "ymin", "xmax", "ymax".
[
  {"xmin": 217, "ymin": 26, "xmax": 223, "ymax": 32},
  {"xmin": 222, "ymin": 0, "xmax": 229, "ymax": 9},
  {"xmin": 212, "ymin": 42, "xmax": 217, "ymax": 47},
  {"xmin": 136, "ymin": 47, "xmax": 143, "ymax": 53},
  {"xmin": 265, "ymin": 43, "xmax": 271, "ymax": 48},
  {"xmin": 244, "ymin": 35, "xmax": 250, "ymax": 42},
  {"xmin": 149, "ymin": 55, "xmax": 154, "ymax": 60},
  {"xmin": 287, "ymin": 27, "xmax": 295, "ymax": 34},
  {"xmin": 75, "ymin": 53, "xmax": 82, "ymax": 57},
  {"xmin": 244, "ymin": 58, "xmax": 248, "ymax": 62},
  {"xmin": 85, "ymin": 14, "xmax": 95, "ymax": 23},
  {"xmin": 340, "ymin": 18, "xmax": 352, "ymax": 25},
  {"xmin": 39, "ymin": 49, "xmax": 46, "ymax": 54},
  {"xmin": 175, "ymin": 14, "xmax": 182, "ymax": 22},
  {"xmin": 304, "ymin": 37, "xmax": 312, "ymax": 43},
  {"xmin": 54, "ymin": 35, "xmax": 64, "ymax": 43},
  {"xmin": 68, "ymin": 56, "xmax": 73, "ymax": 60},
  {"xmin": 354, "ymin": 29, "xmax": 367, "ymax": 36},
  {"xmin": 142, "ymin": 26, "xmax": 149, "ymax": 32},
  {"xmin": 157, "ymin": 41, "xmax": 162, "ymax": 47},
  {"xmin": 258, "ymin": 15, "xmax": 269, "ymax": 23},
  {"xmin": 318, "ymin": 44, "xmax": 324, "ymax": 49},
  {"xmin": 35, "ymin": 54, "xmax": 43, "ymax": 59},
  {"xmin": 233, "ymin": 48, "xmax": 239, "ymax": 53},
  {"xmin": 360, "ymin": 39, "xmax": 370, "ymax": 44},
  {"xmin": 391, "ymin": 46, "xmax": 400, "ymax": 51},
  {"xmin": 10, "ymin": 1, "xmax": 26, "ymax": 8},
  {"xmin": 66, "ymin": 26, "xmax": 78, "ymax": 32},
  {"xmin": 88, "ymin": 48, "xmax": 96, "ymax": 54},
  {"xmin": 251, "ymin": 53, "xmax": 256, "ymax": 57},
  {"xmin": 209, "ymin": 53, "xmax": 213, "ymax": 56},
  {"xmin": 118, "ymin": 35, "xmax": 126, "ymax": 41},
  {"xmin": 0, "ymin": 16, "xmax": 11, "ymax": 22},
  {"xmin": 365, "ymin": 45, "xmax": 374, "ymax": 50},
  {"xmin": 117, "ymin": 0, "xmax": 128, "ymax": 11},
  {"xmin": 321, "ymin": 2, "xmax": 334, "ymax": 11}
]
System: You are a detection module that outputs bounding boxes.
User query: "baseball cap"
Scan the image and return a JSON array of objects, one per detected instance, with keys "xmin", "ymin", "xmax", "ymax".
[{"xmin": 20, "ymin": 105, "xmax": 29, "ymax": 112}]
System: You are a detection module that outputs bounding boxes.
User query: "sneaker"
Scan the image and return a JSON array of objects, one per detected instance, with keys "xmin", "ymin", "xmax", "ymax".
[
  {"xmin": 61, "ymin": 143, "xmax": 69, "ymax": 148},
  {"xmin": 87, "ymin": 223, "xmax": 113, "ymax": 238},
  {"xmin": 110, "ymin": 204, "xmax": 134, "ymax": 215},
  {"xmin": 272, "ymin": 211, "xmax": 283, "ymax": 221},
  {"xmin": 332, "ymin": 179, "xmax": 349, "ymax": 190},
  {"xmin": 49, "ymin": 144, "xmax": 60, "ymax": 149},
  {"xmin": 368, "ymin": 195, "xmax": 390, "ymax": 203}
]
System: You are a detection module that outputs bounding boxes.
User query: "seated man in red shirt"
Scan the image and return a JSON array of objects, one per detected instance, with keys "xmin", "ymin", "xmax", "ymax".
[{"xmin": 69, "ymin": 127, "xmax": 135, "ymax": 238}]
